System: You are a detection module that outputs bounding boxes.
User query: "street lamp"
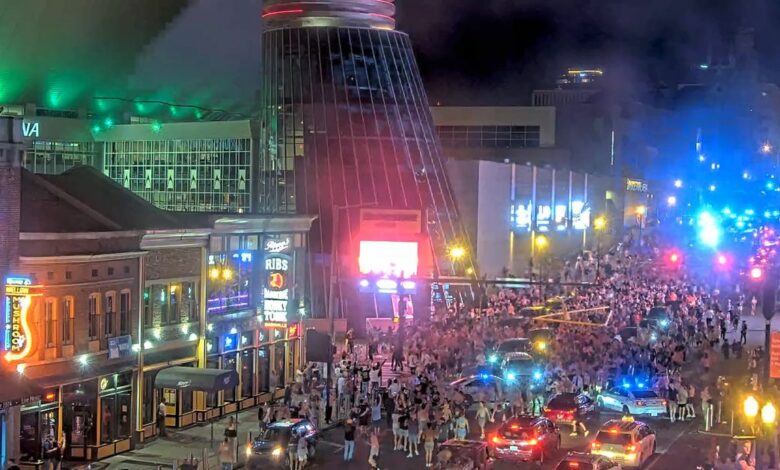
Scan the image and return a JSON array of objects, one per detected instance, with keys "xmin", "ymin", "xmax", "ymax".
[
  {"xmin": 534, "ymin": 235, "xmax": 548, "ymax": 281},
  {"xmin": 744, "ymin": 395, "xmax": 760, "ymax": 419},
  {"xmin": 593, "ymin": 216, "xmax": 607, "ymax": 281},
  {"xmin": 448, "ymin": 245, "xmax": 466, "ymax": 261}
]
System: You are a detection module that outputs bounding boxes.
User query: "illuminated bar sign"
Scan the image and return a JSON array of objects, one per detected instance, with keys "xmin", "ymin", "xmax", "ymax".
[
  {"xmin": 4, "ymin": 276, "xmax": 41, "ymax": 362},
  {"xmin": 626, "ymin": 179, "xmax": 648, "ymax": 192},
  {"xmin": 263, "ymin": 237, "xmax": 293, "ymax": 324}
]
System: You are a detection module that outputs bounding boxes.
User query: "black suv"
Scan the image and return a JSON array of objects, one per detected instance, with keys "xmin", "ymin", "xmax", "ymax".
[
  {"xmin": 246, "ymin": 418, "xmax": 318, "ymax": 469},
  {"xmin": 490, "ymin": 416, "xmax": 561, "ymax": 464}
]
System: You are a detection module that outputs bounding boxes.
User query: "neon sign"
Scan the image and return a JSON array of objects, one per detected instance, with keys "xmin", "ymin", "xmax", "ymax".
[
  {"xmin": 4, "ymin": 276, "xmax": 41, "ymax": 362},
  {"xmin": 263, "ymin": 236, "xmax": 293, "ymax": 324}
]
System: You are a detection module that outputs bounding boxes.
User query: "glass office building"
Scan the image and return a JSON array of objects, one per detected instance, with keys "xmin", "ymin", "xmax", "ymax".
[{"xmin": 260, "ymin": 0, "xmax": 470, "ymax": 311}]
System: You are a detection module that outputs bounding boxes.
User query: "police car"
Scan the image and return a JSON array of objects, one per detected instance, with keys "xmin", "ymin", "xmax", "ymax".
[
  {"xmin": 597, "ymin": 384, "xmax": 667, "ymax": 417},
  {"xmin": 590, "ymin": 417, "xmax": 656, "ymax": 468},
  {"xmin": 487, "ymin": 337, "xmax": 531, "ymax": 365}
]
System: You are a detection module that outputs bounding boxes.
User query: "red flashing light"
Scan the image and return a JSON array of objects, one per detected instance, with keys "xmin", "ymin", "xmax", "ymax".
[
  {"xmin": 717, "ymin": 254, "xmax": 728, "ymax": 265},
  {"xmin": 669, "ymin": 252, "xmax": 679, "ymax": 263},
  {"xmin": 750, "ymin": 267, "xmax": 764, "ymax": 280}
]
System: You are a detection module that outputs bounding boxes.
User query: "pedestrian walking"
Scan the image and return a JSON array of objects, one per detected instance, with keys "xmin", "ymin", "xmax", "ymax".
[
  {"xmin": 423, "ymin": 423, "xmax": 437, "ymax": 467},
  {"xmin": 343, "ymin": 419, "xmax": 356, "ymax": 461},
  {"xmin": 741, "ymin": 321, "xmax": 748, "ymax": 345},
  {"xmin": 407, "ymin": 415, "xmax": 419, "ymax": 458},
  {"xmin": 218, "ymin": 437, "xmax": 235, "ymax": 470}
]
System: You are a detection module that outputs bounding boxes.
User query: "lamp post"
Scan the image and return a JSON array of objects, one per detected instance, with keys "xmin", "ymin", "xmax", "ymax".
[
  {"xmin": 743, "ymin": 394, "xmax": 776, "ymax": 467},
  {"xmin": 534, "ymin": 235, "xmax": 548, "ymax": 282},
  {"xmin": 635, "ymin": 205, "xmax": 647, "ymax": 248},
  {"xmin": 593, "ymin": 216, "xmax": 607, "ymax": 281}
]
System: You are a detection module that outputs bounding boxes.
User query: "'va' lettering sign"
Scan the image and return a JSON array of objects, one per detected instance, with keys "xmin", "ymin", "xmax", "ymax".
[{"xmin": 22, "ymin": 121, "xmax": 39, "ymax": 138}]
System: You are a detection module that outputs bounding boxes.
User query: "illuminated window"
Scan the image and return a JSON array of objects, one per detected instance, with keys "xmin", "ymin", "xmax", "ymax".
[
  {"xmin": 88, "ymin": 294, "xmax": 100, "ymax": 340},
  {"xmin": 61, "ymin": 296, "xmax": 74, "ymax": 345},
  {"xmin": 44, "ymin": 299, "xmax": 56, "ymax": 348}
]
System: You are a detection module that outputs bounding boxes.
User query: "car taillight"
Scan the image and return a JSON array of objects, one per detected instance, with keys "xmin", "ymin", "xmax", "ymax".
[
  {"xmin": 591, "ymin": 441, "xmax": 601, "ymax": 450},
  {"xmin": 491, "ymin": 435, "xmax": 506, "ymax": 446},
  {"xmin": 543, "ymin": 407, "xmax": 551, "ymax": 413},
  {"xmin": 520, "ymin": 438, "xmax": 538, "ymax": 446},
  {"xmin": 568, "ymin": 463, "xmax": 580, "ymax": 468},
  {"xmin": 662, "ymin": 400, "xmax": 667, "ymax": 406},
  {"xmin": 625, "ymin": 444, "xmax": 637, "ymax": 452},
  {"xmin": 635, "ymin": 400, "xmax": 646, "ymax": 406}
]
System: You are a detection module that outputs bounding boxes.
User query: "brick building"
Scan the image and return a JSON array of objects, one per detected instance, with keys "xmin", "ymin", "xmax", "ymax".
[{"xmin": 0, "ymin": 118, "xmax": 315, "ymax": 468}]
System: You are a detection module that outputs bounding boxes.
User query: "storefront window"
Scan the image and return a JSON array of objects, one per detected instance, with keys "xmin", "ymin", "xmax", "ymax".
[
  {"xmin": 241, "ymin": 350, "xmax": 254, "ymax": 397},
  {"xmin": 63, "ymin": 381, "xmax": 97, "ymax": 448},
  {"xmin": 142, "ymin": 371, "xmax": 158, "ymax": 425},
  {"xmin": 257, "ymin": 347, "xmax": 270, "ymax": 393},
  {"xmin": 223, "ymin": 354, "xmax": 237, "ymax": 402},
  {"xmin": 181, "ymin": 282, "xmax": 198, "ymax": 323},
  {"xmin": 272, "ymin": 342, "xmax": 286, "ymax": 389},
  {"xmin": 19, "ymin": 402, "xmax": 58, "ymax": 463},
  {"xmin": 99, "ymin": 372, "xmax": 132, "ymax": 444}
]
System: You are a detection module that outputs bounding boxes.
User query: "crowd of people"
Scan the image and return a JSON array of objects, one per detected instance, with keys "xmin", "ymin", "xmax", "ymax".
[{"xmin": 245, "ymin": 240, "xmax": 770, "ymax": 469}]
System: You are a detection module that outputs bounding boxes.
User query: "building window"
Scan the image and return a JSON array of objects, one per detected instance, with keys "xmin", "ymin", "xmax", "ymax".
[
  {"xmin": 61, "ymin": 297, "xmax": 74, "ymax": 345},
  {"xmin": 143, "ymin": 288, "xmax": 152, "ymax": 328},
  {"xmin": 88, "ymin": 294, "xmax": 100, "ymax": 340},
  {"xmin": 104, "ymin": 293, "xmax": 115, "ymax": 338},
  {"xmin": 119, "ymin": 291, "xmax": 131, "ymax": 335},
  {"xmin": 91, "ymin": 269, "xmax": 98, "ymax": 278},
  {"xmin": 124, "ymin": 265, "xmax": 130, "ymax": 274},
  {"xmin": 22, "ymin": 140, "xmax": 98, "ymax": 175},
  {"xmin": 44, "ymin": 299, "xmax": 56, "ymax": 348},
  {"xmin": 65, "ymin": 271, "xmax": 72, "ymax": 280},
  {"xmin": 46, "ymin": 272, "xmax": 54, "ymax": 281},
  {"xmin": 103, "ymin": 138, "xmax": 252, "ymax": 213},
  {"xmin": 142, "ymin": 371, "xmax": 158, "ymax": 425},
  {"xmin": 107, "ymin": 267, "xmax": 114, "ymax": 276},
  {"xmin": 436, "ymin": 125, "xmax": 542, "ymax": 149}
]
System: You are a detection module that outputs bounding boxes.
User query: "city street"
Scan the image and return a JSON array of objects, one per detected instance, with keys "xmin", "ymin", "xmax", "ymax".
[{"xmin": 89, "ymin": 312, "xmax": 775, "ymax": 470}]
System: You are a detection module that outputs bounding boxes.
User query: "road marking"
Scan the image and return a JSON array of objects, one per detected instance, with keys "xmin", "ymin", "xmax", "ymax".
[{"xmin": 644, "ymin": 423, "xmax": 693, "ymax": 470}]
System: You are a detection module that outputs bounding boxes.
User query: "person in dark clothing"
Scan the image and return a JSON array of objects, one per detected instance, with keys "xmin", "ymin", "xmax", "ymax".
[{"xmin": 741, "ymin": 321, "xmax": 748, "ymax": 345}]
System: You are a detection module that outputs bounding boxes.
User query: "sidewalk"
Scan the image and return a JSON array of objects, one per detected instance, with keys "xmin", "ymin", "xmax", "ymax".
[{"xmin": 71, "ymin": 408, "xmax": 263, "ymax": 470}]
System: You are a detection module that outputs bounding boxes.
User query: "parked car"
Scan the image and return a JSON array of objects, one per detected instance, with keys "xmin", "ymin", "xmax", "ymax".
[
  {"xmin": 246, "ymin": 418, "xmax": 317, "ymax": 469},
  {"xmin": 543, "ymin": 392, "xmax": 596, "ymax": 424}
]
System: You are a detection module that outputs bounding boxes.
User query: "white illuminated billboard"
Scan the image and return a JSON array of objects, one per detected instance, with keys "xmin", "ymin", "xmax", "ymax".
[{"xmin": 358, "ymin": 241, "xmax": 419, "ymax": 278}]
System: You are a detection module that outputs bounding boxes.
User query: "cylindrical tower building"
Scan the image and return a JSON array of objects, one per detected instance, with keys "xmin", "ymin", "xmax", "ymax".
[{"xmin": 259, "ymin": 0, "xmax": 473, "ymax": 318}]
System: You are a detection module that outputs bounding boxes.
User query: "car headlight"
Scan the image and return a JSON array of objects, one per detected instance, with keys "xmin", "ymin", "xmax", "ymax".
[{"xmin": 271, "ymin": 447, "xmax": 282, "ymax": 458}]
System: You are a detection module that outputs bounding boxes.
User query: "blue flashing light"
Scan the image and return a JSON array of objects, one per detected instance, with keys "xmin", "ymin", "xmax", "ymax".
[
  {"xmin": 722, "ymin": 207, "xmax": 732, "ymax": 215},
  {"xmin": 697, "ymin": 211, "xmax": 720, "ymax": 248},
  {"xmin": 746, "ymin": 209, "xmax": 755, "ymax": 215},
  {"xmin": 743, "ymin": 172, "xmax": 750, "ymax": 179},
  {"xmin": 765, "ymin": 211, "xmax": 772, "ymax": 218},
  {"xmin": 658, "ymin": 319, "xmax": 669, "ymax": 328},
  {"xmin": 768, "ymin": 182, "xmax": 775, "ymax": 190},
  {"xmin": 488, "ymin": 354, "xmax": 498, "ymax": 364},
  {"xmin": 708, "ymin": 184, "xmax": 716, "ymax": 192},
  {"xmin": 622, "ymin": 383, "xmax": 631, "ymax": 389},
  {"xmin": 506, "ymin": 372, "xmax": 517, "ymax": 382},
  {"xmin": 636, "ymin": 383, "xmax": 645, "ymax": 389},
  {"xmin": 650, "ymin": 332, "xmax": 658, "ymax": 341},
  {"xmin": 698, "ymin": 155, "xmax": 706, "ymax": 162},
  {"xmin": 699, "ymin": 63, "xmax": 709, "ymax": 70},
  {"xmin": 673, "ymin": 179, "xmax": 683, "ymax": 188},
  {"xmin": 533, "ymin": 370, "xmax": 543, "ymax": 381},
  {"xmin": 480, "ymin": 373, "xmax": 490, "ymax": 380}
]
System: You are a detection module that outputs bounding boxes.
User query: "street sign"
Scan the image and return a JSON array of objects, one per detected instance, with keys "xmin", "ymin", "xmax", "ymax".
[{"xmin": 770, "ymin": 332, "xmax": 780, "ymax": 378}]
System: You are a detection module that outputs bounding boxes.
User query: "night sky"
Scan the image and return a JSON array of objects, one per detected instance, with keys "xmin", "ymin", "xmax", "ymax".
[
  {"xmin": 396, "ymin": 0, "xmax": 780, "ymax": 105},
  {"xmin": 5, "ymin": 0, "xmax": 780, "ymax": 111}
]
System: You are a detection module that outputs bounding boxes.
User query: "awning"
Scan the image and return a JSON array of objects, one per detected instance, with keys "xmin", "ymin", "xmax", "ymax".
[
  {"xmin": 0, "ymin": 373, "xmax": 43, "ymax": 410},
  {"xmin": 155, "ymin": 367, "xmax": 238, "ymax": 392}
]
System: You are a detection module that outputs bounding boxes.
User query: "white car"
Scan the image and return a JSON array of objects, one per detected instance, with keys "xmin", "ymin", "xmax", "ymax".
[
  {"xmin": 598, "ymin": 387, "xmax": 667, "ymax": 417},
  {"xmin": 591, "ymin": 417, "xmax": 656, "ymax": 469},
  {"xmin": 448, "ymin": 374, "xmax": 505, "ymax": 406}
]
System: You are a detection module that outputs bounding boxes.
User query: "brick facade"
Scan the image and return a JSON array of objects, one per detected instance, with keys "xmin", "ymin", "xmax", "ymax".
[
  {"xmin": 145, "ymin": 247, "xmax": 202, "ymax": 281},
  {"xmin": 0, "ymin": 118, "xmax": 24, "ymax": 285},
  {"xmin": 21, "ymin": 256, "xmax": 141, "ymax": 364}
]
